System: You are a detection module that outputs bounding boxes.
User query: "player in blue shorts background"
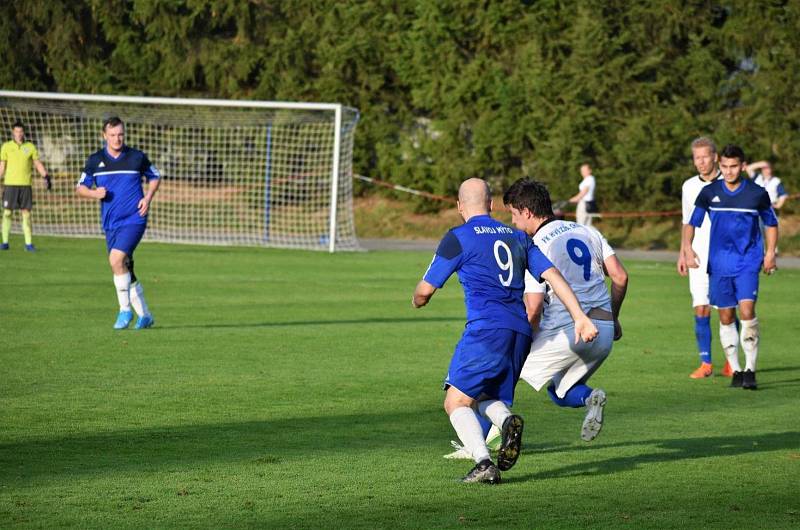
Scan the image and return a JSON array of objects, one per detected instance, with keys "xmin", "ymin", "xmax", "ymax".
[
  {"xmin": 683, "ymin": 144, "xmax": 778, "ymax": 390},
  {"xmin": 76, "ymin": 117, "xmax": 161, "ymax": 330},
  {"xmin": 412, "ymin": 178, "xmax": 598, "ymax": 484}
]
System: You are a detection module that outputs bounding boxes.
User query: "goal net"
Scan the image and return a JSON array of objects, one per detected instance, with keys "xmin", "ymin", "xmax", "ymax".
[{"xmin": 0, "ymin": 91, "xmax": 361, "ymax": 251}]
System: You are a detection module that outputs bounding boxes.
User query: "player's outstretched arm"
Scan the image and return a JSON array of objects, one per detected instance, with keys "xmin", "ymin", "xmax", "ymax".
[
  {"xmin": 412, "ymin": 280, "xmax": 437, "ymax": 308},
  {"xmin": 540, "ymin": 267, "xmax": 598, "ymax": 343}
]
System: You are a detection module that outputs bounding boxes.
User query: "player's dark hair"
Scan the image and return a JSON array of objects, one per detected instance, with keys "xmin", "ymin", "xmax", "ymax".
[
  {"xmin": 503, "ymin": 178, "xmax": 554, "ymax": 218},
  {"xmin": 103, "ymin": 116, "xmax": 125, "ymax": 131},
  {"xmin": 720, "ymin": 144, "xmax": 746, "ymax": 163},
  {"xmin": 11, "ymin": 121, "xmax": 24, "ymax": 130}
]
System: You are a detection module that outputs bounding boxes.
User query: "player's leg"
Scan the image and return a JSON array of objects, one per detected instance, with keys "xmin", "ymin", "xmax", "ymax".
[
  {"xmin": 126, "ymin": 253, "xmax": 154, "ymax": 329},
  {"xmin": 480, "ymin": 330, "xmax": 529, "ymax": 472},
  {"xmin": 1, "ymin": 208, "xmax": 11, "ymax": 249},
  {"xmin": 548, "ymin": 320, "xmax": 614, "ymax": 441},
  {"xmin": 735, "ymin": 273, "xmax": 760, "ymax": 390},
  {"xmin": 20, "ymin": 187, "xmax": 34, "ymax": 250},
  {"xmin": 711, "ymin": 275, "xmax": 743, "ymax": 386},
  {"xmin": 442, "ymin": 330, "xmax": 501, "ymax": 483},
  {"xmin": 688, "ymin": 268, "xmax": 718, "ymax": 378},
  {"xmin": 108, "ymin": 247, "xmax": 134, "ymax": 329}
]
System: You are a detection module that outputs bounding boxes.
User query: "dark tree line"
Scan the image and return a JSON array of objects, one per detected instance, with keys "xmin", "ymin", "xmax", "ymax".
[{"xmin": 2, "ymin": 0, "xmax": 797, "ymax": 209}]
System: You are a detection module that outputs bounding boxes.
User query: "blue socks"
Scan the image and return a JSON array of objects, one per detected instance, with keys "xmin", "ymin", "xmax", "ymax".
[
  {"xmin": 478, "ymin": 413, "xmax": 492, "ymax": 439},
  {"xmin": 695, "ymin": 316, "xmax": 712, "ymax": 364},
  {"xmin": 547, "ymin": 383, "xmax": 593, "ymax": 408}
]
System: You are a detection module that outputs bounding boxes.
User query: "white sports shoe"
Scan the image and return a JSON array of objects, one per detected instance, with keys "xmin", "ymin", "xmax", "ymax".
[
  {"xmin": 443, "ymin": 424, "xmax": 504, "ymax": 459},
  {"xmin": 581, "ymin": 388, "xmax": 607, "ymax": 442},
  {"xmin": 443, "ymin": 440, "xmax": 472, "ymax": 460},
  {"xmin": 486, "ymin": 424, "xmax": 502, "ymax": 451}
]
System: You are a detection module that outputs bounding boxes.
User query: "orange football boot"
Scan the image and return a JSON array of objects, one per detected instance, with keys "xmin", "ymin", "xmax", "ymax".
[
  {"xmin": 690, "ymin": 362, "xmax": 713, "ymax": 379},
  {"xmin": 720, "ymin": 361, "xmax": 734, "ymax": 377}
]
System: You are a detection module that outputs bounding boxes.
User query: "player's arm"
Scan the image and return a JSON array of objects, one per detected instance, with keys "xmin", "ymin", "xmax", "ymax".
[
  {"xmin": 523, "ymin": 292, "xmax": 543, "ymax": 331},
  {"xmin": 568, "ymin": 187, "xmax": 588, "ymax": 204},
  {"xmin": 138, "ymin": 177, "xmax": 160, "ymax": 216},
  {"xmin": 677, "ymin": 182, "xmax": 692, "ymax": 276},
  {"xmin": 683, "ymin": 193, "xmax": 708, "ymax": 268},
  {"xmin": 746, "ymin": 160, "xmax": 768, "ymax": 178},
  {"xmin": 763, "ymin": 226, "xmax": 778, "ymax": 273},
  {"xmin": 540, "ymin": 267, "xmax": 598, "ymax": 343},
  {"xmin": 603, "ymin": 255, "xmax": 628, "ymax": 340},
  {"xmin": 412, "ymin": 280, "xmax": 437, "ymax": 308},
  {"xmin": 0, "ymin": 160, "xmax": 5, "ymax": 180},
  {"xmin": 33, "ymin": 160, "xmax": 51, "ymax": 190},
  {"xmin": 75, "ymin": 166, "xmax": 105, "ymax": 200},
  {"xmin": 138, "ymin": 161, "xmax": 161, "ymax": 216}
]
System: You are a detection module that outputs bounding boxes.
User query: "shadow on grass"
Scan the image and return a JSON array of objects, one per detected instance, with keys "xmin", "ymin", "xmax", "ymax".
[
  {"xmin": 507, "ymin": 430, "xmax": 800, "ymax": 482},
  {"xmin": 154, "ymin": 316, "xmax": 464, "ymax": 329},
  {"xmin": 0, "ymin": 409, "xmax": 444, "ymax": 485}
]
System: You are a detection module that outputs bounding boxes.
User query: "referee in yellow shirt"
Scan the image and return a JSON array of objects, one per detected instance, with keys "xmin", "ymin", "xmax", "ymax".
[{"xmin": 0, "ymin": 121, "xmax": 50, "ymax": 251}]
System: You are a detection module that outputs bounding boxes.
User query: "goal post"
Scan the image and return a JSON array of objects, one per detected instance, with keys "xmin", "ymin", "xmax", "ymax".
[{"xmin": 0, "ymin": 91, "xmax": 361, "ymax": 252}]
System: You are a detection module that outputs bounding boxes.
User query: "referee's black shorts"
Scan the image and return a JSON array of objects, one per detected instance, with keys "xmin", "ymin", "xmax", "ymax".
[{"xmin": 2, "ymin": 185, "xmax": 33, "ymax": 210}]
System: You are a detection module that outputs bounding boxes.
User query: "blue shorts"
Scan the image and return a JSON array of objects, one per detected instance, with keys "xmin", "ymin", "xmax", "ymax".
[
  {"xmin": 709, "ymin": 272, "xmax": 759, "ymax": 308},
  {"xmin": 105, "ymin": 223, "xmax": 146, "ymax": 255},
  {"xmin": 444, "ymin": 328, "xmax": 531, "ymax": 406}
]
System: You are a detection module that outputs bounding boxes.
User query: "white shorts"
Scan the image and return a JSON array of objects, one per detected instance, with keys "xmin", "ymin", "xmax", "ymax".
[
  {"xmin": 688, "ymin": 266, "xmax": 710, "ymax": 307},
  {"xmin": 519, "ymin": 320, "xmax": 614, "ymax": 398}
]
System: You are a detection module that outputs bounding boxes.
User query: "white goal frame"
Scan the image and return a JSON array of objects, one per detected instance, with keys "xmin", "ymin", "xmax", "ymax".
[{"xmin": 0, "ymin": 90, "xmax": 360, "ymax": 252}]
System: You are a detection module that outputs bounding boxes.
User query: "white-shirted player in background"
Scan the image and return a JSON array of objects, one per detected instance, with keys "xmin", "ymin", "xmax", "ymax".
[
  {"xmin": 677, "ymin": 137, "xmax": 733, "ymax": 379},
  {"xmin": 505, "ymin": 178, "xmax": 628, "ymax": 442}
]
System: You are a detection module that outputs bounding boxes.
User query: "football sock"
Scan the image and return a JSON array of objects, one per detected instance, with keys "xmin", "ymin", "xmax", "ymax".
[
  {"xmin": 21, "ymin": 211, "xmax": 32, "ymax": 245},
  {"xmin": 740, "ymin": 318, "xmax": 759, "ymax": 372},
  {"xmin": 477, "ymin": 399, "xmax": 511, "ymax": 428},
  {"xmin": 477, "ymin": 414, "xmax": 492, "ymax": 439},
  {"xmin": 547, "ymin": 383, "xmax": 592, "ymax": 408},
  {"xmin": 113, "ymin": 273, "xmax": 132, "ymax": 311},
  {"xmin": 2, "ymin": 209, "xmax": 10, "ymax": 243},
  {"xmin": 449, "ymin": 406, "xmax": 490, "ymax": 463},
  {"xmin": 694, "ymin": 315, "xmax": 712, "ymax": 364},
  {"xmin": 719, "ymin": 322, "xmax": 741, "ymax": 372},
  {"xmin": 129, "ymin": 281, "xmax": 151, "ymax": 317}
]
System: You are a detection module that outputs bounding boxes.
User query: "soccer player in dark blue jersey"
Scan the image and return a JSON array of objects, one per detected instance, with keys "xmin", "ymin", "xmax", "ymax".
[
  {"xmin": 76, "ymin": 117, "xmax": 161, "ymax": 330},
  {"xmin": 412, "ymin": 178, "xmax": 598, "ymax": 483},
  {"xmin": 682, "ymin": 145, "xmax": 778, "ymax": 390}
]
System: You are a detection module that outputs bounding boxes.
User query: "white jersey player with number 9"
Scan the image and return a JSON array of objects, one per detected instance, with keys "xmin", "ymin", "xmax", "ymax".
[{"xmin": 504, "ymin": 178, "xmax": 628, "ymax": 442}]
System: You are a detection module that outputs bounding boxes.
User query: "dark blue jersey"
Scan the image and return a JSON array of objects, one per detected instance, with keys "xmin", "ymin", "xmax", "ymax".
[
  {"xmin": 690, "ymin": 178, "xmax": 777, "ymax": 276},
  {"xmin": 77, "ymin": 146, "xmax": 160, "ymax": 231},
  {"xmin": 423, "ymin": 214, "xmax": 553, "ymax": 336}
]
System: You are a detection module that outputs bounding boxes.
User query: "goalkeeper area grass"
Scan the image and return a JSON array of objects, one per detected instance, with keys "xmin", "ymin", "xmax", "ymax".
[{"xmin": 1, "ymin": 237, "xmax": 798, "ymax": 529}]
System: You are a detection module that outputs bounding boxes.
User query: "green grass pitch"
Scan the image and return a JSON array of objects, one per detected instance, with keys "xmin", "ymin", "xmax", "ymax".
[{"xmin": 1, "ymin": 237, "xmax": 798, "ymax": 528}]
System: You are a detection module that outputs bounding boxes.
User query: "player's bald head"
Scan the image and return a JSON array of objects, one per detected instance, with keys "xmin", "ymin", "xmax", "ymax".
[{"xmin": 458, "ymin": 178, "xmax": 491, "ymax": 209}]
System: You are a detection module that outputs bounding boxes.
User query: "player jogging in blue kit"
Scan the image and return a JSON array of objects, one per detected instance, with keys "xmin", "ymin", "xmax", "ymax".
[
  {"xmin": 76, "ymin": 117, "xmax": 161, "ymax": 330},
  {"xmin": 683, "ymin": 144, "xmax": 778, "ymax": 390},
  {"xmin": 412, "ymin": 178, "xmax": 598, "ymax": 484}
]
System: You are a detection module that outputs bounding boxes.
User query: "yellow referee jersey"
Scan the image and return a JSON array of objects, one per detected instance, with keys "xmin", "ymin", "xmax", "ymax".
[{"xmin": 1, "ymin": 140, "xmax": 39, "ymax": 186}]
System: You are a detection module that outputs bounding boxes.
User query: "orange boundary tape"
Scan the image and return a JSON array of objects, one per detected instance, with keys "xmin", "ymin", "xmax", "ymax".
[{"xmin": 355, "ymin": 174, "xmax": 794, "ymax": 219}]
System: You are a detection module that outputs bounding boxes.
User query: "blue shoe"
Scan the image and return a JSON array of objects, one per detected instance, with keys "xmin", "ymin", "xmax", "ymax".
[
  {"xmin": 0, "ymin": 243, "xmax": 8, "ymax": 250},
  {"xmin": 134, "ymin": 314, "xmax": 154, "ymax": 330},
  {"xmin": 25, "ymin": 244, "xmax": 36, "ymax": 252},
  {"xmin": 113, "ymin": 310, "xmax": 134, "ymax": 329}
]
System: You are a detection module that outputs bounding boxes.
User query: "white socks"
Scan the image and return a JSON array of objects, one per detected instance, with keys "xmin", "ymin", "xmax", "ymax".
[
  {"xmin": 740, "ymin": 318, "xmax": 759, "ymax": 372},
  {"xmin": 113, "ymin": 273, "xmax": 132, "ymax": 311},
  {"xmin": 719, "ymin": 322, "xmax": 741, "ymax": 372},
  {"xmin": 478, "ymin": 399, "xmax": 511, "ymax": 428},
  {"xmin": 130, "ymin": 281, "xmax": 151, "ymax": 317},
  {"xmin": 449, "ymin": 406, "xmax": 490, "ymax": 463}
]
